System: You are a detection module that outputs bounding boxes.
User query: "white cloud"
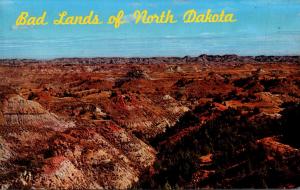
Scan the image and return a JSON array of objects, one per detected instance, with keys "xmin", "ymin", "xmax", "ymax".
[
  {"xmin": 129, "ymin": 2, "xmax": 141, "ymax": 7},
  {"xmin": 124, "ymin": 14, "xmax": 136, "ymax": 23},
  {"xmin": 174, "ymin": 0, "xmax": 191, "ymax": 5},
  {"xmin": 0, "ymin": 0, "xmax": 14, "ymax": 5},
  {"xmin": 11, "ymin": 25, "xmax": 34, "ymax": 31}
]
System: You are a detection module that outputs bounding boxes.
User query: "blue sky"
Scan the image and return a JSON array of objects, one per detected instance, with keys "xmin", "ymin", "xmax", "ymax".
[{"xmin": 0, "ymin": 0, "xmax": 300, "ymax": 59}]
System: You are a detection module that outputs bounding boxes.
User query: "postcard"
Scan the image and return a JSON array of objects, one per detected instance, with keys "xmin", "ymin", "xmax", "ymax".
[{"xmin": 0, "ymin": 0, "xmax": 299, "ymax": 189}]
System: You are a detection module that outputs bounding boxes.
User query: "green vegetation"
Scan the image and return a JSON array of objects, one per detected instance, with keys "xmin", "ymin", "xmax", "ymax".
[{"xmin": 139, "ymin": 102, "xmax": 300, "ymax": 189}]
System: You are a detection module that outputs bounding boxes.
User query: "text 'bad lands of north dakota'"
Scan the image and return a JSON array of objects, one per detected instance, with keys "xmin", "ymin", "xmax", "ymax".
[{"xmin": 15, "ymin": 9, "xmax": 237, "ymax": 28}]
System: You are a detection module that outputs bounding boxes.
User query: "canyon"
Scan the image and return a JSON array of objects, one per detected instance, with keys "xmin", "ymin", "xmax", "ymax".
[{"xmin": 0, "ymin": 55, "xmax": 299, "ymax": 189}]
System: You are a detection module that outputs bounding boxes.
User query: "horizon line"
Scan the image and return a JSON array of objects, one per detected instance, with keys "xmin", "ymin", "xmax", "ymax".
[{"xmin": 1, "ymin": 54, "xmax": 300, "ymax": 62}]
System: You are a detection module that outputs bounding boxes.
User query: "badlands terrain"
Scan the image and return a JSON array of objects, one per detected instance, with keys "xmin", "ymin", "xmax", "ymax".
[{"xmin": 0, "ymin": 55, "xmax": 299, "ymax": 189}]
